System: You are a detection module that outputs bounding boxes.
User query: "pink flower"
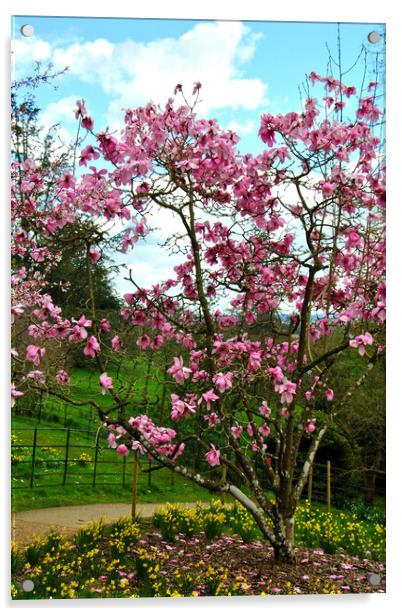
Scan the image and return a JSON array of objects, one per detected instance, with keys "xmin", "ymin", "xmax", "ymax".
[
  {"xmin": 345, "ymin": 229, "xmax": 362, "ymax": 250},
  {"xmin": 100, "ymin": 319, "xmax": 111, "ymax": 332},
  {"xmin": 247, "ymin": 423, "xmax": 254, "ymax": 436},
  {"xmin": 55, "ymin": 370, "xmax": 70, "ymax": 385},
  {"xmin": 212, "ymin": 371, "xmax": 233, "ymax": 393},
  {"xmin": 111, "ymin": 335, "xmax": 121, "ymax": 350},
  {"xmin": 259, "ymin": 424, "xmax": 271, "ymax": 438},
  {"xmin": 167, "ymin": 356, "xmax": 192, "ymax": 385},
  {"xmin": 204, "ymin": 412, "xmax": 220, "ymax": 427},
  {"xmin": 259, "ymin": 401, "xmax": 271, "ymax": 417},
  {"xmin": 25, "ymin": 344, "xmax": 46, "ymax": 366},
  {"xmin": 349, "ymin": 332, "xmax": 373, "ymax": 356},
  {"xmin": 90, "ymin": 248, "xmax": 101, "ymax": 264},
  {"xmin": 79, "ymin": 145, "xmax": 99, "ymax": 166},
  {"xmin": 305, "ymin": 419, "xmax": 316, "ymax": 433},
  {"xmin": 192, "ymin": 81, "xmax": 202, "ymax": 95},
  {"xmin": 276, "ymin": 380, "xmax": 297, "ymax": 404},
  {"xmin": 116, "ymin": 443, "xmax": 129, "ymax": 456},
  {"xmin": 170, "ymin": 394, "xmax": 195, "ymax": 422},
  {"xmin": 231, "ymin": 425, "xmax": 242, "ymax": 439},
  {"xmin": 197, "ymin": 389, "xmax": 219, "ymax": 411},
  {"xmin": 81, "ymin": 115, "xmax": 94, "ymax": 131},
  {"xmin": 11, "ymin": 383, "xmax": 24, "ymax": 407},
  {"xmin": 269, "ymin": 366, "xmax": 284, "ymax": 382},
  {"xmin": 205, "ymin": 444, "xmax": 220, "ymax": 467},
  {"xmin": 83, "ymin": 336, "xmax": 100, "ymax": 358},
  {"xmin": 75, "ymin": 99, "xmax": 87, "ymax": 119},
  {"xmin": 107, "ymin": 433, "xmax": 117, "ymax": 448},
  {"xmin": 99, "ymin": 372, "xmax": 113, "ymax": 394},
  {"xmin": 326, "ymin": 388, "xmax": 334, "ymax": 401},
  {"xmin": 248, "ymin": 351, "xmax": 262, "ymax": 371},
  {"xmin": 136, "ymin": 335, "xmax": 151, "ymax": 349}
]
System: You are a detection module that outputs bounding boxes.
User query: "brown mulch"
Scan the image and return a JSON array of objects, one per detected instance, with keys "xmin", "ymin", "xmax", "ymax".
[{"xmin": 136, "ymin": 530, "xmax": 386, "ymax": 595}]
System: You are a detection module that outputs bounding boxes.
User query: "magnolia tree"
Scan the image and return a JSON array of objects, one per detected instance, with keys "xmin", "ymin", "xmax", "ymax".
[{"xmin": 11, "ymin": 74, "xmax": 385, "ymax": 562}]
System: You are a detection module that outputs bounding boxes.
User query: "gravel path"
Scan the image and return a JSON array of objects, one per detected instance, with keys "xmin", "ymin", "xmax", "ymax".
[{"xmin": 12, "ymin": 502, "xmax": 207, "ymax": 546}]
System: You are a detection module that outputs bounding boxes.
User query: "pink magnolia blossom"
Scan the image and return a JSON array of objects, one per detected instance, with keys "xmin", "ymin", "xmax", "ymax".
[
  {"xmin": 111, "ymin": 335, "xmax": 122, "ymax": 350},
  {"xmin": 136, "ymin": 334, "xmax": 151, "ymax": 349},
  {"xmin": 70, "ymin": 314, "xmax": 92, "ymax": 341},
  {"xmin": 55, "ymin": 370, "xmax": 70, "ymax": 385},
  {"xmin": 100, "ymin": 318, "xmax": 111, "ymax": 332},
  {"xmin": 90, "ymin": 248, "xmax": 101, "ymax": 264},
  {"xmin": 248, "ymin": 351, "xmax": 262, "ymax": 371},
  {"xmin": 192, "ymin": 81, "xmax": 202, "ymax": 95},
  {"xmin": 247, "ymin": 423, "xmax": 254, "ymax": 436},
  {"xmin": 11, "ymin": 383, "xmax": 24, "ymax": 407},
  {"xmin": 212, "ymin": 371, "xmax": 233, "ymax": 393},
  {"xmin": 305, "ymin": 419, "xmax": 316, "ymax": 433},
  {"xmin": 326, "ymin": 388, "xmax": 334, "ymax": 401},
  {"xmin": 27, "ymin": 370, "xmax": 45, "ymax": 383},
  {"xmin": 116, "ymin": 443, "xmax": 129, "ymax": 456},
  {"xmin": 205, "ymin": 444, "xmax": 220, "ymax": 467},
  {"xmin": 167, "ymin": 356, "xmax": 192, "ymax": 385},
  {"xmin": 269, "ymin": 366, "xmax": 284, "ymax": 382},
  {"xmin": 204, "ymin": 412, "xmax": 220, "ymax": 427},
  {"xmin": 107, "ymin": 433, "xmax": 117, "ymax": 448},
  {"xmin": 198, "ymin": 389, "xmax": 219, "ymax": 411},
  {"xmin": 99, "ymin": 372, "xmax": 113, "ymax": 394},
  {"xmin": 259, "ymin": 424, "xmax": 271, "ymax": 438},
  {"xmin": 349, "ymin": 332, "xmax": 373, "ymax": 356},
  {"xmin": 231, "ymin": 425, "xmax": 242, "ymax": 439},
  {"xmin": 276, "ymin": 380, "xmax": 297, "ymax": 404},
  {"xmin": 170, "ymin": 394, "xmax": 195, "ymax": 422},
  {"xmin": 259, "ymin": 401, "xmax": 271, "ymax": 418},
  {"xmin": 25, "ymin": 344, "xmax": 46, "ymax": 366},
  {"xmin": 83, "ymin": 335, "xmax": 101, "ymax": 358}
]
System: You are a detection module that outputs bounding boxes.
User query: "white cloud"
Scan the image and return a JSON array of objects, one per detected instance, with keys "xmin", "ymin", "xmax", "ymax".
[
  {"xmin": 13, "ymin": 21, "xmax": 268, "ymax": 129},
  {"xmin": 116, "ymin": 243, "xmax": 183, "ymax": 293},
  {"xmin": 12, "ymin": 38, "xmax": 52, "ymax": 74},
  {"xmin": 227, "ymin": 119, "xmax": 255, "ymax": 136},
  {"xmin": 39, "ymin": 96, "xmax": 78, "ymax": 130}
]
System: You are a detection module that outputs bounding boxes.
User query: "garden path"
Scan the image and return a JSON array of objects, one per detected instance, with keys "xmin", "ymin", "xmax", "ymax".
[{"xmin": 12, "ymin": 502, "xmax": 208, "ymax": 546}]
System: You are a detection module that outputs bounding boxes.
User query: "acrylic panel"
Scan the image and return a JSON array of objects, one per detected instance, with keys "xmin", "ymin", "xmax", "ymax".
[{"xmin": 11, "ymin": 15, "xmax": 386, "ymax": 601}]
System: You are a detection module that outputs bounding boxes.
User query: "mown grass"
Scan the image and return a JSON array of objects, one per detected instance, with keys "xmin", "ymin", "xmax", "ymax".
[{"xmin": 11, "ymin": 417, "xmax": 213, "ymax": 512}]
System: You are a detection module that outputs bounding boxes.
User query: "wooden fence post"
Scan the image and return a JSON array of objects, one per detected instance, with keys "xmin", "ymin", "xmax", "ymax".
[
  {"xmin": 131, "ymin": 450, "xmax": 139, "ymax": 519},
  {"xmin": 220, "ymin": 464, "xmax": 227, "ymax": 503},
  {"xmin": 92, "ymin": 427, "xmax": 101, "ymax": 488},
  {"xmin": 122, "ymin": 455, "xmax": 126, "ymax": 488},
  {"xmin": 327, "ymin": 460, "xmax": 331, "ymax": 512},
  {"xmin": 62, "ymin": 429, "xmax": 71, "ymax": 486},
  {"xmin": 30, "ymin": 428, "xmax": 38, "ymax": 488}
]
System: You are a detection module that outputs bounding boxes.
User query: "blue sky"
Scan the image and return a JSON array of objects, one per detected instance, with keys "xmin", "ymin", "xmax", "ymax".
[
  {"xmin": 12, "ymin": 17, "xmax": 385, "ymax": 153},
  {"xmin": 11, "ymin": 16, "xmax": 385, "ymax": 295}
]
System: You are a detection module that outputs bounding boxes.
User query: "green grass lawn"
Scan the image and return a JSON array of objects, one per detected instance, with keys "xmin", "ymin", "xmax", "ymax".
[
  {"xmin": 11, "ymin": 366, "xmax": 386, "ymax": 520},
  {"xmin": 11, "ymin": 415, "xmax": 214, "ymax": 512}
]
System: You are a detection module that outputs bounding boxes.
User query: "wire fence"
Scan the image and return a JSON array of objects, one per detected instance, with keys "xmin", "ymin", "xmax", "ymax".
[
  {"xmin": 11, "ymin": 426, "xmax": 150, "ymax": 490},
  {"xmin": 11, "ymin": 426, "xmax": 385, "ymax": 510}
]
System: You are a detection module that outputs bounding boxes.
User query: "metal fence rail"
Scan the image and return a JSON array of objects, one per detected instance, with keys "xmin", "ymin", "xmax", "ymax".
[
  {"xmin": 11, "ymin": 427, "xmax": 385, "ymax": 509},
  {"xmin": 11, "ymin": 426, "xmax": 137, "ymax": 489}
]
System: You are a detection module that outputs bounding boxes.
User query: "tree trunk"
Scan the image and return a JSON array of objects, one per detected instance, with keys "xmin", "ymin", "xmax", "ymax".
[
  {"xmin": 363, "ymin": 471, "xmax": 377, "ymax": 508},
  {"xmin": 271, "ymin": 511, "xmax": 296, "ymax": 564}
]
